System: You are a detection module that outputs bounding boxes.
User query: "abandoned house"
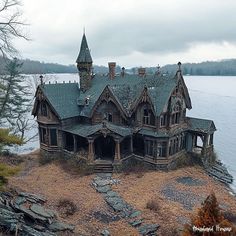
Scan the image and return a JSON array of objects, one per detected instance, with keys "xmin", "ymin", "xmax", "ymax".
[{"xmin": 32, "ymin": 33, "xmax": 216, "ymax": 170}]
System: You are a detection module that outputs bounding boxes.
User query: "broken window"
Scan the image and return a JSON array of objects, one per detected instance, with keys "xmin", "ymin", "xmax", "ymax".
[
  {"xmin": 40, "ymin": 127, "xmax": 47, "ymax": 144},
  {"xmin": 50, "ymin": 129, "xmax": 57, "ymax": 146}
]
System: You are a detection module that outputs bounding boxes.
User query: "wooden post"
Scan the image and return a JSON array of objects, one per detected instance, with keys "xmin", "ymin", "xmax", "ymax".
[
  {"xmin": 115, "ymin": 139, "xmax": 121, "ymax": 161},
  {"xmin": 166, "ymin": 140, "xmax": 170, "ymax": 158},
  {"xmin": 130, "ymin": 136, "xmax": 133, "ymax": 153},
  {"xmin": 73, "ymin": 135, "xmax": 77, "ymax": 153},
  {"xmin": 88, "ymin": 138, "xmax": 94, "ymax": 162}
]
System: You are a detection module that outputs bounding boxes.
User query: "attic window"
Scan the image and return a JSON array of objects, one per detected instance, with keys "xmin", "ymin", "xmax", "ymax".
[
  {"xmin": 143, "ymin": 108, "xmax": 155, "ymax": 126},
  {"xmin": 41, "ymin": 102, "xmax": 47, "ymax": 117}
]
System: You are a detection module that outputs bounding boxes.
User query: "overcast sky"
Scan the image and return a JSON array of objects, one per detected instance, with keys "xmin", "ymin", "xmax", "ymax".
[{"xmin": 13, "ymin": 0, "xmax": 236, "ymax": 68}]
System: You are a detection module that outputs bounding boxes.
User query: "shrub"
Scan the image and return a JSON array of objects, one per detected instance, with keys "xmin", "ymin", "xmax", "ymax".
[
  {"xmin": 0, "ymin": 163, "xmax": 21, "ymax": 189},
  {"xmin": 57, "ymin": 198, "xmax": 77, "ymax": 217},
  {"xmin": 146, "ymin": 199, "xmax": 159, "ymax": 212},
  {"xmin": 122, "ymin": 158, "xmax": 147, "ymax": 177},
  {"xmin": 182, "ymin": 192, "xmax": 236, "ymax": 235}
]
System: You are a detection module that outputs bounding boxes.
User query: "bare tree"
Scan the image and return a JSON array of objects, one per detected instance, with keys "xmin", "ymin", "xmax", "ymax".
[{"xmin": 0, "ymin": 0, "xmax": 28, "ymax": 58}]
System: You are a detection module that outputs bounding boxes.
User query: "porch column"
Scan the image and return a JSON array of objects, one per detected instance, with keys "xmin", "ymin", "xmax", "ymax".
[
  {"xmin": 114, "ymin": 139, "xmax": 121, "ymax": 161},
  {"xmin": 88, "ymin": 138, "xmax": 94, "ymax": 162},
  {"xmin": 73, "ymin": 135, "xmax": 77, "ymax": 153},
  {"xmin": 166, "ymin": 140, "xmax": 170, "ymax": 158},
  {"xmin": 203, "ymin": 134, "xmax": 209, "ymax": 148},
  {"xmin": 130, "ymin": 136, "xmax": 133, "ymax": 153},
  {"xmin": 62, "ymin": 132, "xmax": 66, "ymax": 149}
]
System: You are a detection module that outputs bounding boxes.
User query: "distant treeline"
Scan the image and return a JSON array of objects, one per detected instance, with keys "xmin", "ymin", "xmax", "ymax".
[
  {"xmin": 160, "ymin": 59, "xmax": 236, "ymax": 76},
  {"xmin": 1, "ymin": 57, "xmax": 236, "ymax": 75}
]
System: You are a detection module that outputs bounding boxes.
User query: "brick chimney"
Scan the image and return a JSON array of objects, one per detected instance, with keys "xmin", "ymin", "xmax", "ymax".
[
  {"xmin": 108, "ymin": 62, "xmax": 116, "ymax": 79},
  {"xmin": 138, "ymin": 67, "xmax": 146, "ymax": 77}
]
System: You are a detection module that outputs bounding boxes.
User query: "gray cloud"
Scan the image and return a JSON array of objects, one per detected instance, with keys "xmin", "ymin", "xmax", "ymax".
[{"xmin": 15, "ymin": 0, "xmax": 236, "ymax": 65}]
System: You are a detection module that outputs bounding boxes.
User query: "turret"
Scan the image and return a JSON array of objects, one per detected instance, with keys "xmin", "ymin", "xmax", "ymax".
[{"xmin": 76, "ymin": 33, "xmax": 93, "ymax": 92}]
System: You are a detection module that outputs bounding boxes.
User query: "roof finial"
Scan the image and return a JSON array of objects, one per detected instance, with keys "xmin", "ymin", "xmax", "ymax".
[{"xmin": 178, "ymin": 61, "xmax": 182, "ymax": 71}]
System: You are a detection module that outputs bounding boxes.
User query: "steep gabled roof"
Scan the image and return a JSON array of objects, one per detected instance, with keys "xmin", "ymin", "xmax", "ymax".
[
  {"xmin": 79, "ymin": 73, "xmax": 180, "ymax": 117},
  {"xmin": 37, "ymin": 83, "xmax": 81, "ymax": 120},
  {"xmin": 76, "ymin": 33, "xmax": 93, "ymax": 63}
]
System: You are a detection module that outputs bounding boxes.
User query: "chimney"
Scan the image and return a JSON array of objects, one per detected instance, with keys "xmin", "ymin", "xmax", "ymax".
[
  {"xmin": 121, "ymin": 67, "xmax": 125, "ymax": 77},
  {"xmin": 108, "ymin": 62, "xmax": 116, "ymax": 79},
  {"xmin": 138, "ymin": 67, "xmax": 146, "ymax": 77}
]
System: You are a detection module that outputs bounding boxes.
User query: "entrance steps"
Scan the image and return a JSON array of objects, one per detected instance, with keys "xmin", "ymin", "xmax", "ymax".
[{"xmin": 94, "ymin": 160, "xmax": 113, "ymax": 173}]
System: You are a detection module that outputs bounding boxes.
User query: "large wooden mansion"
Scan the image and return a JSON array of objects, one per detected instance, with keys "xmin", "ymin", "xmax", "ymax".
[{"xmin": 32, "ymin": 33, "xmax": 216, "ymax": 170}]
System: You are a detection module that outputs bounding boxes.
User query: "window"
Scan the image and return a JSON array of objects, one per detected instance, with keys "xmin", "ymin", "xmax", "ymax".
[
  {"xmin": 157, "ymin": 142, "xmax": 167, "ymax": 157},
  {"xmin": 40, "ymin": 127, "xmax": 47, "ymax": 144},
  {"xmin": 50, "ymin": 129, "xmax": 57, "ymax": 146},
  {"xmin": 41, "ymin": 103, "xmax": 47, "ymax": 117},
  {"xmin": 143, "ymin": 108, "xmax": 155, "ymax": 126},
  {"xmin": 108, "ymin": 113, "xmax": 113, "ymax": 122},
  {"xmin": 171, "ymin": 112, "xmax": 180, "ymax": 125},
  {"xmin": 146, "ymin": 140, "xmax": 155, "ymax": 156},
  {"xmin": 160, "ymin": 114, "xmax": 167, "ymax": 127}
]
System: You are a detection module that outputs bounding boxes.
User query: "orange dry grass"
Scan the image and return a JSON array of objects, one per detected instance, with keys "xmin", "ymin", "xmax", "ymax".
[
  {"xmin": 8, "ymin": 158, "xmax": 236, "ymax": 236},
  {"xmin": 9, "ymin": 163, "xmax": 138, "ymax": 235},
  {"xmin": 112, "ymin": 166, "xmax": 236, "ymax": 235}
]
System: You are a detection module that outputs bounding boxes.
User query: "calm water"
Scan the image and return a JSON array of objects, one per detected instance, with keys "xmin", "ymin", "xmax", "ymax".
[{"xmin": 14, "ymin": 74, "xmax": 236, "ymax": 191}]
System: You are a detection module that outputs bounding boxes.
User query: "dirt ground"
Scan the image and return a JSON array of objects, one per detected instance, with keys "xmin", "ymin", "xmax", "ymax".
[{"xmin": 7, "ymin": 152, "xmax": 236, "ymax": 236}]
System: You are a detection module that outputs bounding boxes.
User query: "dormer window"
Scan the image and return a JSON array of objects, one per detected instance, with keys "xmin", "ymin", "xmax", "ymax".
[
  {"xmin": 85, "ymin": 97, "xmax": 89, "ymax": 105},
  {"xmin": 41, "ymin": 102, "xmax": 47, "ymax": 117}
]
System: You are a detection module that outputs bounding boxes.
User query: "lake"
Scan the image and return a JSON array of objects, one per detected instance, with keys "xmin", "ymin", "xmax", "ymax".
[{"xmin": 14, "ymin": 74, "xmax": 236, "ymax": 191}]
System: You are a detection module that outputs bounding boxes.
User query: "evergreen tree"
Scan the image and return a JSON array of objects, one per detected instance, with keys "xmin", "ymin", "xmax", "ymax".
[{"xmin": 0, "ymin": 58, "xmax": 31, "ymax": 142}]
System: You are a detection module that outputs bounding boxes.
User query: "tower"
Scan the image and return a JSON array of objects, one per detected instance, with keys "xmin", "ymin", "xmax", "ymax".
[{"xmin": 76, "ymin": 33, "xmax": 93, "ymax": 92}]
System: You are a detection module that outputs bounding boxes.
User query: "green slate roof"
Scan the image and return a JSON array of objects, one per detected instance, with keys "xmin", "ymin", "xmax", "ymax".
[
  {"xmin": 79, "ymin": 73, "xmax": 180, "ymax": 117},
  {"xmin": 187, "ymin": 117, "xmax": 216, "ymax": 134},
  {"xmin": 76, "ymin": 33, "xmax": 93, "ymax": 63},
  {"xmin": 38, "ymin": 72, "xmax": 191, "ymax": 121},
  {"xmin": 40, "ymin": 83, "xmax": 80, "ymax": 119},
  {"xmin": 63, "ymin": 122, "xmax": 131, "ymax": 137}
]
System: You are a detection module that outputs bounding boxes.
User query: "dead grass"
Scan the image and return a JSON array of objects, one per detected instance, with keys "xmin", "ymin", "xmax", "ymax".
[{"xmin": 7, "ymin": 152, "xmax": 236, "ymax": 236}]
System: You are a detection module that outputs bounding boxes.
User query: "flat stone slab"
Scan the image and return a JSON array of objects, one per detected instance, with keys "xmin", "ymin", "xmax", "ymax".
[
  {"xmin": 101, "ymin": 229, "xmax": 110, "ymax": 236},
  {"xmin": 19, "ymin": 192, "xmax": 46, "ymax": 203},
  {"xmin": 138, "ymin": 224, "xmax": 160, "ymax": 235},
  {"xmin": 48, "ymin": 221, "xmax": 75, "ymax": 232},
  {"xmin": 93, "ymin": 179, "xmax": 111, "ymax": 187},
  {"xmin": 15, "ymin": 196, "xmax": 26, "ymax": 205},
  {"xmin": 95, "ymin": 185, "xmax": 111, "ymax": 193},
  {"xmin": 105, "ymin": 191, "xmax": 120, "ymax": 198},
  {"xmin": 129, "ymin": 219, "xmax": 143, "ymax": 227},
  {"xmin": 30, "ymin": 204, "xmax": 53, "ymax": 218},
  {"xmin": 129, "ymin": 210, "xmax": 142, "ymax": 218}
]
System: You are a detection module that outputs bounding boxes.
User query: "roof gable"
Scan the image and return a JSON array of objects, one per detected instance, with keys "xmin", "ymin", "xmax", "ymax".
[{"xmin": 33, "ymin": 83, "xmax": 81, "ymax": 120}]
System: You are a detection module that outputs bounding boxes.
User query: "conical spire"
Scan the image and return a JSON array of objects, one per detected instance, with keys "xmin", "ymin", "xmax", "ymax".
[{"xmin": 76, "ymin": 33, "xmax": 93, "ymax": 63}]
